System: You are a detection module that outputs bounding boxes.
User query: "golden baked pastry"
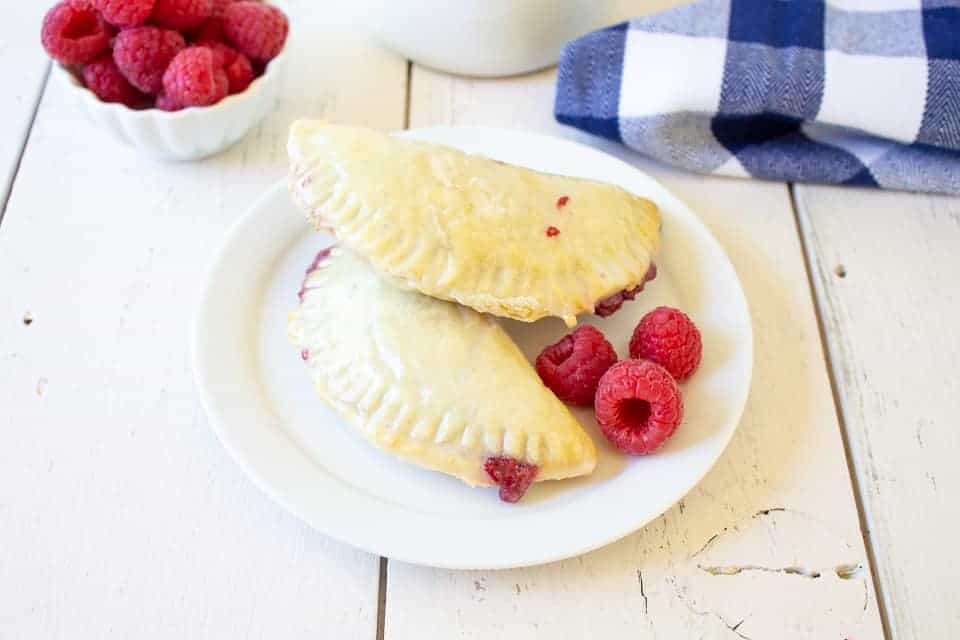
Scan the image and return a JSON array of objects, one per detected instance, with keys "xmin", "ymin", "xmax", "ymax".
[
  {"xmin": 288, "ymin": 121, "xmax": 660, "ymax": 326},
  {"xmin": 288, "ymin": 247, "xmax": 597, "ymax": 502}
]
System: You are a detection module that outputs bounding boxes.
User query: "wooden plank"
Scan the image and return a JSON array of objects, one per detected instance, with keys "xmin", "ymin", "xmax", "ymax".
[
  {"xmin": 0, "ymin": 3, "xmax": 51, "ymax": 212},
  {"xmin": 384, "ymin": 65, "xmax": 885, "ymax": 639},
  {"xmin": 795, "ymin": 185, "xmax": 960, "ymax": 640},
  {"xmin": 0, "ymin": 2, "xmax": 406, "ymax": 636}
]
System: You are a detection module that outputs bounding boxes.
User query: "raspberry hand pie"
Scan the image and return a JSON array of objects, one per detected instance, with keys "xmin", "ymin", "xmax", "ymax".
[
  {"xmin": 288, "ymin": 121, "xmax": 661, "ymax": 327},
  {"xmin": 288, "ymin": 247, "xmax": 598, "ymax": 502}
]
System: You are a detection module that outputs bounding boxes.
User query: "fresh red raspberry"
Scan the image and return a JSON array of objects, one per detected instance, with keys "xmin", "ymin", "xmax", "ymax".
[
  {"xmin": 150, "ymin": 0, "xmax": 213, "ymax": 30},
  {"xmin": 223, "ymin": 1, "xmax": 288, "ymax": 62},
  {"xmin": 225, "ymin": 52, "xmax": 254, "ymax": 93},
  {"xmin": 629, "ymin": 306, "xmax": 702, "ymax": 381},
  {"xmin": 112, "ymin": 26, "xmax": 185, "ymax": 94},
  {"xmin": 81, "ymin": 53, "xmax": 146, "ymax": 107},
  {"xmin": 162, "ymin": 46, "xmax": 229, "ymax": 107},
  {"xmin": 190, "ymin": 17, "xmax": 223, "ymax": 41},
  {"xmin": 484, "ymin": 457, "xmax": 538, "ymax": 503},
  {"xmin": 41, "ymin": 0, "xmax": 113, "ymax": 65},
  {"xmin": 155, "ymin": 91, "xmax": 181, "ymax": 111},
  {"xmin": 189, "ymin": 0, "xmax": 232, "ymax": 40},
  {"xmin": 536, "ymin": 325, "xmax": 618, "ymax": 406},
  {"xmin": 594, "ymin": 359, "xmax": 683, "ymax": 455},
  {"xmin": 92, "ymin": 0, "xmax": 155, "ymax": 27},
  {"xmin": 594, "ymin": 263, "xmax": 658, "ymax": 317},
  {"xmin": 213, "ymin": 66, "xmax": 229, "ymax": 97},
  {"xmin": 196, "ymin": 40, "xmax": 238, "ymax": 66},
  {"xmin": 210, "ymin": 0, "xmax": 233, "ymax": 16}
]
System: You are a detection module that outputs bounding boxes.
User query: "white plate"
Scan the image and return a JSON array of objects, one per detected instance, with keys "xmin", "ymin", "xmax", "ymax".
[{"xmin": 192, "ymin": 127, "xmax": 753, "ymax": 569}]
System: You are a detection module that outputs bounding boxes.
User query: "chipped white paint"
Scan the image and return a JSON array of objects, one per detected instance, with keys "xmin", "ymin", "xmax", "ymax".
[
  {"xmin": 0, "ymin": 2, "xmax": 404, "ymax": 636},
  {"xmin": 796, "ymin": 186, "xmax": 960, "ymax": 640},
  {"xmin": 0, "ymin": 2, "xmax": 50, "ymax": 207},
  {"xmin": 383, "ymin": 66, "xmax": 884, "ymax": 640}
]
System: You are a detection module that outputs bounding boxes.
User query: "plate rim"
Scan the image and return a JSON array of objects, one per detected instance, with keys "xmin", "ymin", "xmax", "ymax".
[{"xmin": 192, "ymin": 126, "xmax": 754, "ymax": 569}]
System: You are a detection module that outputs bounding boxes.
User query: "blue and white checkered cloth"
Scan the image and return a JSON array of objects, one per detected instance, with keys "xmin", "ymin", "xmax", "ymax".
[{"xmin": 555, "ymin": 0, "xmax": 960, "ymax": 195}]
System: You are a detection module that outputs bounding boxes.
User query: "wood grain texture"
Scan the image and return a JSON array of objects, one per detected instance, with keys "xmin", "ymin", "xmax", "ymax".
[
  {"xmin": 383, "ymin": 65, "xmax": 885, "ymax": 640},
  {"xmin": 795, "ymin": 185, "xmax": 960, "ymax": 640},
  {"xmin": 0, "ymin": 2, "xmax": 50, "ymax": 212},
  {"xmin": 0, "ymin": 2, "xmax": 405, "ymax": 636}
]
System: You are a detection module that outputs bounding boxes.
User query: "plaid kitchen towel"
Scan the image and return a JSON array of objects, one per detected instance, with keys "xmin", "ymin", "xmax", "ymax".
[{"xmin": 554, "ymin": 0, "xmax": 960, "ymax": 195}]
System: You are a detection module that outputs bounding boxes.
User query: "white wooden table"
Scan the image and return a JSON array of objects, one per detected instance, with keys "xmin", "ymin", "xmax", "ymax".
[{"xmin": 2, "ymin": 2, "xmax": 957, "ymax": 638}]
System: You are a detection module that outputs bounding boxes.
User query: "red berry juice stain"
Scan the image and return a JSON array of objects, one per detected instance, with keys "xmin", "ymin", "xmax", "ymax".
[{"xmin": 297, "ymin": 245, "xmax": 334, "ymax": 301}]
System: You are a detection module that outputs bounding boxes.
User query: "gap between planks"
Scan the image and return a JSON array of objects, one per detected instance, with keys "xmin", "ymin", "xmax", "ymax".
[
  {"xmin": 402, "ymin": 61, "xmax": 413, "ymax": 131},
  {"xmin": 376, "ymin": 556, "xmax": 388, "ymax": 640},
  {"xmin": 0, "ymin": 62, "xmax": 51, "ymax": 228},
  {"xmin": 788, "ymin": 183, "xmax": 893, "ymax": 640}
]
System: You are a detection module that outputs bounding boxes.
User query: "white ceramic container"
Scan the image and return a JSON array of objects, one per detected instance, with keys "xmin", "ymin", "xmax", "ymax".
[{"xmin": 360, "ymin": 0, "xmax": 628, "ymax": 77}]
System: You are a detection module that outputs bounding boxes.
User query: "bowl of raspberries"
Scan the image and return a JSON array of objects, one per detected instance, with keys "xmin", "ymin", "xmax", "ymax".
[{"xmin": 41, "ymin": 0, "xmax": 290, "ymax": 160}]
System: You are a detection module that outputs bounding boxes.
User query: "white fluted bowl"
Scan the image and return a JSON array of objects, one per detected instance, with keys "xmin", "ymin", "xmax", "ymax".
[{"xmin": 55, "ymin": 43, "xmax": 288, "ymax": 161}]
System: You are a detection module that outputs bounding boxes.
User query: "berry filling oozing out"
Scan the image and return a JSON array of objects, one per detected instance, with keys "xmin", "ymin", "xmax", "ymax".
[
  {"xmin": 594, "ymin": 262, "xmax": 658, "ymax": 317},
  {"xmin": 484, "ymin": 456, "xmax": 539, "ymax": 503},
  {"xmin": 297, "ymin": 246, "xmax": 334, "ymax": 301}
]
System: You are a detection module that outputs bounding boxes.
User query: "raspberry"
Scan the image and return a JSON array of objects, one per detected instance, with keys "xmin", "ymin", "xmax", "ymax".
[
  {"xmin": 92, "ymin": 0, "xmax": 155, "ymax": 27},
  {"xmin": 198, "ymin": 40, "xmax": 238, "ymax": 66},
  {"xmin": 484, "ymin": 457, "xmax": 538, "ymax": 503},
  {"xmin": 223, "ymin": 1, "xmax": 288, "ymax": 62},
  {"xmin": 225, "ymin": 52, "xmax": 254, "ymax": 93},
  {"xmin": 41, "ymin": 0, "xmax": 112, "ymax": 65},
  {"xmin": 81, "ymin": 54, "xmax": 146, "ymax": 107},
  {"xmin": 594, "ymin": 359, "xmax": 683, "ymax": 455},
  {"xmin": 155, "ymin": 91, "xmax": 181, "ymax": 111},
  {"xmin": 162, "ymin": 46, "xmax": 229, "ymax": 107},
  {"xmin": 594, "ymin": 263, "xmax": 657, "ymax": 317},
  {"xmin": 214, "ymin": 67, "xmax": 229, "ymax": 96},
  {"xmin": 536, "ymin": 325, "xmax": 618, "ymax": 406},
  {"xmin": 191, "ymin": 17, "xmax": 224, "ymax": 41},
  {"xmin": 113, "ymin": 26, "xmax": 185, "ymax": 94},
  {"xmin": 210, "ymin": 0, "xmax": 233, "ymax": 16},
  {"xmin": 629, "ymin": 306, "xmax": 702, "ymax": 380},
  {"xmin": 189, "ymin": 0, "xmax": 232, "ymax": 40},
  {"xmin": 150, "ymin": 0, "xmax": 213, "ymax": 30}
]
